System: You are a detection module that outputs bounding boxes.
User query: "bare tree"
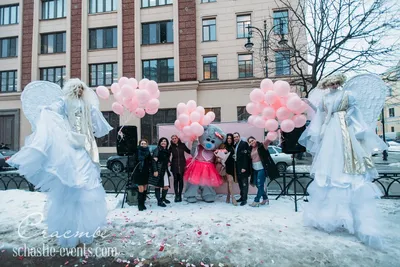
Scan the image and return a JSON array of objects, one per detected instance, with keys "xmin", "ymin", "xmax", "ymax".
[{"xmin": 274, "ymin": 0, "xmax": 400, "ymax": 97}]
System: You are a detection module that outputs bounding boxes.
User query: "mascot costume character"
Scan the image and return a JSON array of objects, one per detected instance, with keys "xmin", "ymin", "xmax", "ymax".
[{"xmin": 183, "ymin": 125, "xmax": 226, "ymax": 203}]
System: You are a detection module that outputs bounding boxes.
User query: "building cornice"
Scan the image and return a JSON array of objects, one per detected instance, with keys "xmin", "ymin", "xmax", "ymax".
[
  {"xmin": 159, "ymin": 81, "xmax": 199, "ymax": 92},
  {"xmin": 0, "ymin": 92, "xmax": 21, "ymax": 101}
]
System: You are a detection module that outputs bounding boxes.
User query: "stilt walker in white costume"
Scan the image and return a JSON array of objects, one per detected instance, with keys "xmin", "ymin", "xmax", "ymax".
[
  {"xmin": 7, "ymin": 79, "xmax": 112, "ymax": 248},
  {"xmin": 299, "ymin": 73, "xmax": 388, "ymax": 248}
]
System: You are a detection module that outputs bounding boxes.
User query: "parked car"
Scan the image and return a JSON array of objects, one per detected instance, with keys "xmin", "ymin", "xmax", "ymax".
[
  {"xmin": 0, "ymin": 147, "xmax": 17, "ymax": 171},
  {"xmin": 107, "ymin": 145, "xmax": 157, "ymax": 173},
  {"xmin": 267, "ymin": 146, "xmax": 292, "ymax": 172}
]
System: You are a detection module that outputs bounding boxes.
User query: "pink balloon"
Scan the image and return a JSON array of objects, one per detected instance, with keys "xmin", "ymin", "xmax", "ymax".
[
  {"xmin": 246, "ymin": 102, "xmax": 257, "ymax": 115},
  {"xmin": 121, "ymin": 84, "xmax": 134, "ymax": 99},
  {"xmin": 111, "ymin": 83, "xmax": 120, "ymax": 94},
  {"xmin": 127, "ymin": 78, "xmax": 138, "ymax": 89},
  {"xmin": 139, "ymin": 78, "xmax": 149, "ymax": 89},
  {"xmin": 260, "ymin": 79, "xmax": 274, "ymax": 93},
  {"xmin": 207, "ymin": 111, "xmax": 216, "ymax": 122},
  {"xmin": 288, "ymin": 92, "xmax": 298, "ymax": 99},
  {"xmin": 146, "ymin": 98, "xmax": 160, "ymax": 110},
  {"xmin": 286, "ymin": 96, "xmax": 302, "ymax": 112},
  {"xmin": 114, "ymin": 92, "xmax": 123, "ymax": 103},
  {"xmin": 249, "ymin": 89, "xmax": 265, "ymax": 103},
  {"xmin": 191, "ymin": 122, "xmax": 204, "ymax": 136},
  {"xmin": 248, "ymin": 115, "xmax": 256, "ymax": 125},
  {"xmin": 265, "ymin": 119, "xmax": 279, "ymax": 132},
  {"xmin": 146, "ymin": 80, "xmax": 159, "ymax": 94},
  {"xmin": 190, "ymin": 111, "xmax": 201, "ymax": 123},
  {"xmin": 112, "ymin": 102, "xmax": 124, "ymax": 115},
  {"xmin": 145, "ymin": 108, "xmax": 158, "ymax": 115},
  {"xmin": 272, "ymin": 101, "xmax": 282, "ymax": 111},
  {"xmin": 123, "ymin": 97, "xmax": 132, "ymax": 108},
  {"xmin": 174, "ymin": 120, "xmax": 182, "ymax": 130},
  {"xmin": 151, "ymin": 89, "xmax": 160, "ymax": 99},
  {"xmin": 281, "ymin": 119, "xmax": 295, "ymax": 133},
  {"xmin": 276, "ymin": 107, "xmax": 292, "ymax": 121},
  {"xmin": 293, "ymin": 114, "xmax": 307, "ymax": 128},
  {"xmin": 134, "ymin": 108, "xmax": 146, "ymax": 118},
  {"xmin": 136, "ymin": 90, "xmax": 151, "ymax": 105},
  {"xmin": 178, "ymin": 114, "xmax": 190, "ymax": 126},
  {"xmin": 254, "ymin": 116, "xmax": 266, "ymax": 129},
  {"xmin": 183, "ymin": 125, "xmax": 193, "ymax": 136},
  {"xmin": 129, "ymin": 99, "xmax": 138, "ymax": 111},
  {"xmin": 264, "ymin": 91, "xmax": 278, "ymax": 104},
  {"xmin": 177, "ymin": 103, "xmax": 188, "ymax": 115},
  {"xmin": 187, "ymin": 100, "xmax": 197, "ymax": 113},
  {"xmin": 118, "ymin": 77, "xmax": 129, "ymax": 87},
  {"xmin": 273, "ymin": 80, "xmax": 291, "ymax": 97},
  {"xmin": 195, "ymin": 106, "xmax": 205, "ymax": 116},
  {"xmin": 96, "ymin": 86, "xmax": 109, "ymax": 99},
  {"xmin": 262, "ymin": 107, "xmax": 276, "ymax": 119},
  {"xmin": 202, "ymin": 114, "xmax": 212, "ymax": 125},
  {"xmin": 266, "ymin": 131, "xmax": 278, "ymax": 141}
]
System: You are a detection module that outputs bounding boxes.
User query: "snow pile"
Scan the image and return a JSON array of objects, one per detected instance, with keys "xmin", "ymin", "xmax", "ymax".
[{"xmin": 0, "ymin": 190, "xmax": 399, "ymax": 266}]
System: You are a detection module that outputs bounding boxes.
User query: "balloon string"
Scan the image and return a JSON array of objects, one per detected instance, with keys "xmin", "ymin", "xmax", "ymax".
[{"xmin": 117, "ymin": 113, "xmax": 133, "ymax": 140}]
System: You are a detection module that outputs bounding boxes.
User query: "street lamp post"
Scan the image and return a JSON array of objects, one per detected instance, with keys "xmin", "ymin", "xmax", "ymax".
[{"xmin": 244, "ymin": 20, "xmax": 287, "ymax": 78}]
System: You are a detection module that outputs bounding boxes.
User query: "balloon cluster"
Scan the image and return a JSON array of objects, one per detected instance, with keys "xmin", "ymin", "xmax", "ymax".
[
  {"xmin": 174, "ymin": 100, "xmax": 216, "ymax": 142},
  {"xmin": 96, "ymin": 77, "xmax": 160, "ymax": 118},
  {"xmin": 247, "ymin": 79, "xmax": 308, "ymax": 141}
]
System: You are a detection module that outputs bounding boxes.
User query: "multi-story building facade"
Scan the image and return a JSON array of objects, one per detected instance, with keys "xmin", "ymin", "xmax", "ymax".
[
  {"xmin": 0, "ymin": 0, "xmax": 305, "ymax": 156},
  {"xmin": 381, "ymin": 62, "xmax": 400, "ymax": 138}
]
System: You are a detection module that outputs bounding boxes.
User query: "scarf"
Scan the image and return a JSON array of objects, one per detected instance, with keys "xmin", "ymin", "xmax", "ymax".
[{"xmin": 138, "ymin": 146, "xmax": 150, "ymax": 169}]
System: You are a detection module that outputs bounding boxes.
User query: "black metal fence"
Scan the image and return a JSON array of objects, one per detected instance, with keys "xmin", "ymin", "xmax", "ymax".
[{"xmin": 1, "ymin": 170, "xmax": 399, "ymax": 198}]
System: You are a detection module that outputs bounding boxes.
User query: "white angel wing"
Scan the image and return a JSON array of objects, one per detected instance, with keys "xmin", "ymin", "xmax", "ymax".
[
  {"xmin": 21, "ymin": 81, "xmax": 63, "ymax": 131},
  {"xmin": 343, "ymin": 74, "xmax": 388, "ymax": 131}
]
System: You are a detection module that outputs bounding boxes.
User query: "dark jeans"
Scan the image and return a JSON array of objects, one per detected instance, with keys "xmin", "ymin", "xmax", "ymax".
[
  {"xmin": 253, "ymin": 169, "xmax": 268, "ymax": 202},
  {"xmin": 237, "ymin": 173, "xmax": 249, "ymax": 201},
  {"xmin": 173, "ymin": 173, "xmax": 184, "ymax": 195}
]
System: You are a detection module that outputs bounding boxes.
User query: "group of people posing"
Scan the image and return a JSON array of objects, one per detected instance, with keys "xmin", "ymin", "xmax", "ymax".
[{"xmin": 132, "ymin": 132, "xmax": 280, "ymax": 211}]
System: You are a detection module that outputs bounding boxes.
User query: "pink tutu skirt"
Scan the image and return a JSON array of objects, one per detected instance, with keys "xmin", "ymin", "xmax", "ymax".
[{"xmin": 184, "ymin": 160, "xmax": 223, "ymax": 187}]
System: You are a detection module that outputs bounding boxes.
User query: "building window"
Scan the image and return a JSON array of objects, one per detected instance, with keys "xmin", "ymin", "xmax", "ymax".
[
  {"xmin": 40, "ymin": 66, "xmax": 66, "ymax": 87},
  {"xmin": 89, "ymin": 27, "xmax": 117, "ymax": 50},
  {"xmin": 41, "ymin": 32, "xmax": 66, "ymax": 54},
  {"xmin": 237, "ymin": 106, "xmax": 250, "ymax": 121},
  {"xmin": 202, "ymin": 18, "xmax": 216, "ymax": 42},
  {"xmin": 205, "ymin": 107, "xmax": 221, "ymax": 122},
  {"xmin": 142, "ymin": 58, "xmax": 174, "ymax": 83},
  {"xmin": 89, "ymin": 63, "xmax": 118, "ymax": 87},
  {"xmin": 0, "ymin": 70, "xmax": 17, "ymax": 93},
  {"xmin": 89, "ymin": 0, "xmax": 117, "ymax": 14},
  {"xmin": 238, "ymin": 54, "xmax": 253, "ymax": 78},
  {"xmin": 237, "ymin": 14, "xmax": 251, "ymax": 38},
  {"xmin": 142, "ymin": 21, "xmax": 173, "ymax": 45},
  {"xmin": 0, "ymin": 4, "xmax": 19, "ymax": 25},
  {"xmin": 203, "ymin": 56, "xmax": 217, "ymax": 80},
  {"xmin": 0, "ymin": 37, "xmax": 18, "ymax": 58},
  {"xmin": 141, "ymin": 108, "xmax": 176, "ymax": 145},
  {"xmin": 389, "ymin": 108, "xmax": 395, "ymax": 117},
  {"xmin": 391, "ymin": 126, "xmax": 395, "ymax": 132},
  {"xmin": 142, "ymin": 0, "xmax": 173, "ymax": 8},
  {"xmin": 96, "ymin": 111, "xmax": 119, "ymax": 147},
  {"xmin": 201, "ymin": 0, "xmax": 216, "ymax": 2},
  {"xmin": 273, "ymin": 10, "xmax": 288, "ymax": 35},
  {"xmin": 275, "ymin": 50, "xmax": 291, "ymax": 76},
  {"xmin": 41, "ymin": 0, "xmax": 66, "ymax": 20}
]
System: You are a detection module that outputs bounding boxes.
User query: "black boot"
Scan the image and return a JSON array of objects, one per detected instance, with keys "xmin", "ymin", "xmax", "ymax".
[
  {"xmin": 155, "ymin": 188, "xmax": 166, "ymax": 207},
  {"xmin": 162, "ymin": 189, "xmax": 171, "ymax": 204},
  {"xmin": 142, "ymin": 190, "xmax": 147, "ymax": 210},
  {"xmin": 138, "ymin": 192, "xmax": 144, "ymax": 211},
  {"xmin": 178, "ymin": 178, "xmax": 184, "ymax": 202}
]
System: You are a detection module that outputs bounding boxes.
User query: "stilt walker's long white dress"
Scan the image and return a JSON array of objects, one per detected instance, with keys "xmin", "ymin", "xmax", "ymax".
[
  {"xmin": 8, "ymin": 97, "xmax": 112, "ymax": 248},
  {"xmin": 299, "ymin": 89, "xmax": 387, "ymax": 248}
]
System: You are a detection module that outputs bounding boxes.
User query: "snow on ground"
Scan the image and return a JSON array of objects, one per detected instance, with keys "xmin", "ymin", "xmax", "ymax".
[{"xmin": 0, "ymin": 190, "xmax": 399, "ymax": 267}]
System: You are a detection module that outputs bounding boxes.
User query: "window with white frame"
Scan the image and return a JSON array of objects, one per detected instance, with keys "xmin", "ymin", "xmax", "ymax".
[
  {"xmin": 202, "ymin": 18, "xmax": 216, "ymax": 41},
  {"xmin": 238, "ymin": 54, "xmax": 253, "ymax": 78},
  {"xmin": 273, "ymin": 10, "xmax": 288, "ymax": 35},
  {"xmin": 275, "ymin": 50, "xmax": 291, "ymax": 76},
  {"xmin": 237, "ymin": 14, "xmax": 251, "ymax": 38}
]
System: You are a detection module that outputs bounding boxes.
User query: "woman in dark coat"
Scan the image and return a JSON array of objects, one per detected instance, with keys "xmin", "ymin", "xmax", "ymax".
[
  {"xmin": 247, "ymin": 136, "xmax": 280, "ymax": 207},
  {"xmin": 149, "ymin": 137, "xmax": 171, "ymax": 207},
  {"xmin": 169, "ymin": 135, "xmax": 190, "ymax": 202},
  {"xmin": 224, "ymin": 133, "xmax": 237, "ymax": 205},
  {"xmin": 133, "ymin": 139, "xmax": 152, "ymax": 211}
]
